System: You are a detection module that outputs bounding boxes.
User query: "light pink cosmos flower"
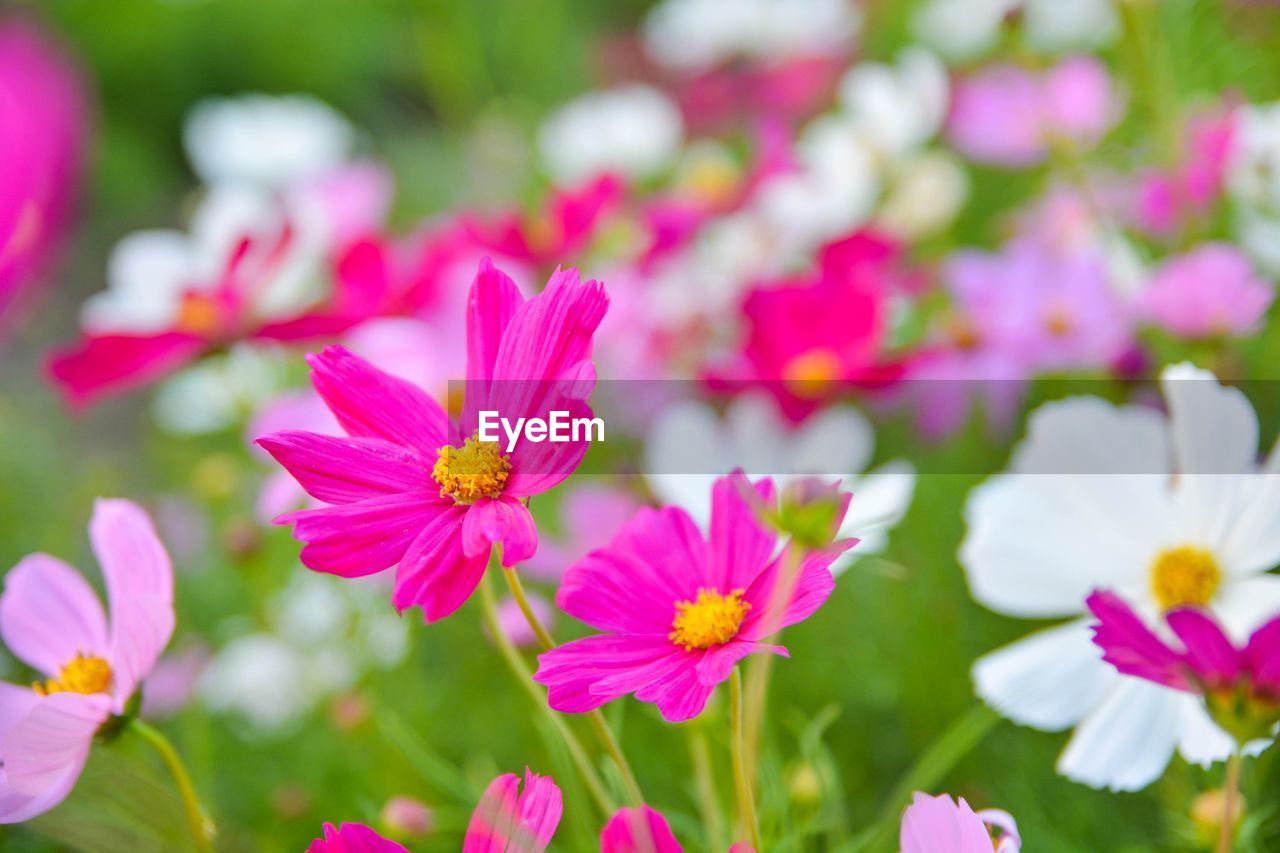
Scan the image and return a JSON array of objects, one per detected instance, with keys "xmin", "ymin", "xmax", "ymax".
[
  {"xmin": 534, "ymin": 472, "xmax": 855, "ymax": 722},
  {"xmin": 600, "ymin": 805, "xmax": 755, "ymax": 852},
  {"xmin": 258, "ymin": 258, "xmax": 608, "ymax": 621},
  {"xmin": 900, "ymin": 793, "xmax": 1021, "ymax": 853},
  {"xmin": 947, "ymin": 56, "xmax": 1116, "ymax": 167},
  {"xmin": 1087, "ymin": 590, "xmax": 1280, "ymax": 744},
  {"xmin": 1137, "ymin": 243, "xmax": 1273, "ymax": 339},
  {"xmin": 463, "ymin": 769, "xmax": 563, "ymax": 853},
  {"xmin": 307, "ymin": 821, "xmax": 409, "ymax": 852},
  {"xmin": 0, "ymin": 16, "xmax": 87, "ymax": 326},
  {"xmin": 0, "ymin": 499, "xmax": 174, "ymax": 823}
]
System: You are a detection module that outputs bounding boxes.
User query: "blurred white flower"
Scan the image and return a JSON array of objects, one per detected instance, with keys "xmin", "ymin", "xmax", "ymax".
[
  {"xmin": 913, "ymin": 0, "xmax": 1117, "ymax": 60},
  {"xmin": 538, "ymin": 85, "xmax": 684, "ymax": 184},
  {"xmin": 962, "ymin": 364, "xmax": 1280, "ymax": 791},
  {"xmin": 184, "ymin": 93, "xmax": 355, "ymax": 187},
  {"xmin": 1228, "ymin": 102, "xmax": 1280, "ymax": 210},
  {"xmin": 838, "ymin": 47, "xmax": 949, "ymax": 160},
  {"xmin": 645, "ymin": 392, "xmax": 915, "ymax": 571},
  {"xmin": 643, "ymin": 0, "xmax": 859, "ymax": 71},
  {"xmin": 876, "ymin": 150, "xmax": 969, "ymax": 239},
  {"xmin": 152, "ymin": 344, "xmax": 289, "ymax": 435},
  {"xmin": 1236, "ymin": 211, "xmax": 1280, "ymax": 275}
]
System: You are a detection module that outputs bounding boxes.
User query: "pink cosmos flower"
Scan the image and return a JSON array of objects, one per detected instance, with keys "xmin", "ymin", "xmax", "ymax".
[
  {"xmin": 947, "ymin": 56, "xmax": 1116, "ymax": 167},
  {"xmin": 307, "ymin": 822, "xmax": 409, "ymax": 852},
  {"xmin": 0, "ymin": 499, "xmax": 174, "ymax": 822},
  {"xmin": 0, "ymin": 16, "xmax": 88, "ymax": 325},
  {"xmin": 900, "ymin": 793, "xmax": 1020, "ymax": 853},
  {"xmin": 600, "ymin": 805, "xmax": 757, "ymax": 852},
  {"xmin": 712, "ymin": 231, "xmax": 909, "ymax": 422},
  {"xmin": 1087, "ymin": 590, "xmax": 1280, "ymax": 744},
  {"xmin": 465, "ymin": 175, "xmax": 623, "ymax": 269},
  {"xmin": 672, "ymin": 55, "xmax": 848, "ymax": 134},
  {"xmin": 534, "ymin": 472, "xmax": 855, "ymax": 722},
  {"xmin": 463, "ymin": 769, "xmax": 562, "ymax": 853},
  {"xmin": 257, "ymin": 259, "xmax": 608, "ymax": 621},
  {"xmin": 1137, "ymin": 243, "xmax": 1273, "ymax": 339}
]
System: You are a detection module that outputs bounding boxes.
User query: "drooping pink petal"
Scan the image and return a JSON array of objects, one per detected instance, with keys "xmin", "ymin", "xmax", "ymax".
[
  {"xmin": 0, "ymin": 554, "xmax": 108, "ymax": 677},
  {"xmin": 600, "ymin": 805, "xmax": 683, "ymax": 853},
  {"xmin": 636, "ymin": 655, "xmax": 718, "ymax": 723},
  {"xmin": 46, "ymin": 332, "xmax": 207, "ymax": 408},
  {"xmin": 556, "ymin": 506, "xmax": 708, "ymax": 635},
  {"xmin": 392, "ymin": 505, "xmax": 488, "ymax": 621},
  {"xmin": 307, "ymin": 821, "xmax": 410, "ymax": 853},
  {"xmin": 1085, "ymin": 590, "xmax": 1189, "ymax": 691},
  {"xmin": 460, "ymin": 496, "xmax": 538, "ymax": 565},
  {"xmin": 738, "ymin": 542, "xmax": 851, "ymax": 640},
  {"xmin": 89, "ymin": 499, "xmax": 174, "ymax": 711},
  {"xmin": 256, "ymin": 431, "xmax": 433, "ymax": 505},
  {"xmin": 307, "ymin": 345, "xmax": 448, "ymax": 455},
  {"xmin": 709, "ymin": 474, "xmax": 778, "ymax": 592},
  {"xmin": 1166, "ymin": 608, "xmax": 1242, "ymax": 687},
  {"xmin": 695, "ymin": 640, "xmax": 786, "ymax": 687},
  {"xmin": 1, "ymin": 692, "xmax": 108, "ymax": 801},
  {"xmin": 534, "ymin": 634, "xmax": 677, "ymax": 714},
  {"xmin": 281, "ymin": 493, "xmax": 448, "ymax": 579}
]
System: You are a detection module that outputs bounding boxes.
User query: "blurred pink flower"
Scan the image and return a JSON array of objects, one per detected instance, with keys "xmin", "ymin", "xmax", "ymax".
[
  {"xmin": 0, "ymin": 500, "xmax": 174, "ymax": 822},
  {"xmin": 380, "ymin": 795, "xmax": 434, "ymax": 838},
  {"xmin": 307, "ymin": 822, "xmax": 408, "ymax": 852},
  {"xmin": 257, "ymin": 260, "xmax": 607, "ymax": 621},
  {"xmin": 464, "ymin": 769, "xmax": 562, "ymax": 853},
  {"xmin": 947, "ymin": 57, "xmax": 1116, "ymax": 167},
  {"xmin": 0, "ymin": 16, "xmax": 88, "ymax": 324},
  {"xmin": 139, "ymin": 643, "xmax": 209, "ymax": 720},
  {"xmin": 522, "ymin": 485, "xmax": 642, "ymax": 582},
  {"xmin": 1137, "ymin": 243, "xmax": 1272, "ymax": 339},
  {"xmin": 535, "ymin": 473, "xmax": 854, "ymax": 722},
  {"xmin": 493, "ymin": 592, "xmax": 555, "ymax": 649},
  {"xmin": 900, "ymin": 792, "xmax": 1020, "ymax": 853},
  {"xmin": 1132, "ymin": 107, "xmax": 1236, "ymax": 237},
  {"xmin": 1087, "ymin": 590, "xmax": 1280, "ymax": 744},
  {"xmin": 465, "ymin": 175, "xmax": 623, "ymax": 269},
  {"xmin": 674, "ymin": 55, "xmax": 845, "ymax": 134}
]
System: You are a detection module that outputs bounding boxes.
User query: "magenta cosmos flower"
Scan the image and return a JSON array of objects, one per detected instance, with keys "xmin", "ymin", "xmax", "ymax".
[
  {"xmin": 1087, "ymin": 590, "xmax": 1280, "ymax": 745},
  {"xmin": 464, "ymin": 769, "xmax": 562, "ymax": 853},
  {"xmin": 900, "ymin": 793, "xmax": 1020, "ymax": 853},
  {"xmin": 534, "ymin": 472, "xmax": 855, "ymax": 722},
  {"xmin": 0, "ymin": 499, "xmax": 174, "ymax": 822},
  {"xmin": 307, "ymin": 822, "xmax": 409, "ymax": 852},
  {"xmin": 258, "ymin": 259, "xmax": 608, "ymax": 621},
  {"xmin": 601, "ymin": 805, "xmax": 755, "ymax": 852}
]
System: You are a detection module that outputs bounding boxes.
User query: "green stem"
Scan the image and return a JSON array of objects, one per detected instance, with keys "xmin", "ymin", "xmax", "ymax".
[
  {"xmin": 688, "ymin": 728, "xmax": 726, "ymax": 852},
  {"xmin": 1217, "ymin": 750, "xmax": 1242, "ymax": 853},
  {"xmin": 743, "ymin": 544, "xmax": 805, "ymax": 778},
  {"xmin": 730, "ymin": 668, "xmax": 762, "ymax": 851},
  {"xmin": 1119, "ymin": 0, "xmax": 1179, "ymax": 165},
  {"xmin": 478, "ymin": 571, "xmax": 615, "ymax": 815},
  {"xmin": 131, "ymin": 719, "xmax": 212, "ymax": 853},
  {"xmin": 499, "ymin": 565, "xmax": 645, "ymax": 806}
]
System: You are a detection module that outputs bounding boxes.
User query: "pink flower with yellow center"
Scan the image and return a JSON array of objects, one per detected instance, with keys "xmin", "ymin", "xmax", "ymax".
[
  {"xmin": 257, "ymin": 258, "xmax": 608, "ymax": 621},
  {"xmin": 534, "ymin": 472, "xmax": 855, "ymax": 722},
  {"xmin": 0, "ymin": 500, "xmax": 174, "ymax": 823}
]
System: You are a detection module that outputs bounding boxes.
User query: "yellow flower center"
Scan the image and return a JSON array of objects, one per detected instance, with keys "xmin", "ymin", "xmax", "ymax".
[
  {"xmin": 176, "ymin": 292, "xmax": 222, "ymax": 336},
  {"xmin": 33, "ymin": 653, "xmax": 113, "ymax": 697},
  {"xmin": 782, "ymin": 348, "xmax": 842, "ymax": 399},
  {"xmin": 1150, "ymin": 545, "xmax": 1221, "ymax": 611},
  {"xmin": 669, "ymin": 588, "xmax": 751, "ymax": 651},
  {"xmin": 431, "ymin": 436, "xmax": 511, "ymax": 504}
]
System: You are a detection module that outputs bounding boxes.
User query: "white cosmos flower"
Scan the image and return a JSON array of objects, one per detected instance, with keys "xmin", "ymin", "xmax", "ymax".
[
  {"xmin": 645, "ymin": 392, "xmax": 915, "ymax": 570},
  {"xmin": 1228, "ymin": 103, "xmax": 1280, "ymax": 211},
  {"xmin": 962, "ymin": 363, "xmax": 1280, "ymax": 791},
  {"xmin": 184, "ymin": 93, "xmax": 355, "ymax": 187},
  {"xmin": 913, "ymin": 0, "xmax": 1117, "ymax": 60},
  {"xmin": 837, "ymin": 47, "xmax": 949, "ymax": 160},
  {"xmin": 538, "ymin": 85, "xmax": 684, "ymax": 185}
]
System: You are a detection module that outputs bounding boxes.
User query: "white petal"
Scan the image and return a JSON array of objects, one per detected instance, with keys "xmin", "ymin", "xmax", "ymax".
[
  {"xmin": 788, "ymin": 403, "xmax": 875, "ymax": 477},
  {"xmin": 1009, "ymin": 395, "xmax": 1171, "ymax": 475},
  {"xmin": 1162, "ymin": 362, "xmax": 1258, "ymax": 476},
  {"xmin": 1175, "ymin": 694, "xmax": 1235, "ymax": 768},
  {"xmin": 81, "ymin": 231, "xmax": 193, "ymax": 334},
  {"xmin": 1057, "ymin": 678, "xmax": 1182, "ymax": 791},
  {"xmin": 1212, "ymin": 574, "xmax": 1280, "ymax": 642},
  {"xmin": 1212, "ymin": 470, "xmax": 1280, "ymax": 576},
  {"xmin": 973, "ymin": 620, "xmax": 1117, "ymax": 731}
]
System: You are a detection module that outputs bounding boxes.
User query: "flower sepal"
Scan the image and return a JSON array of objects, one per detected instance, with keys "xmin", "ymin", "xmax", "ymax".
[
  {"xmin": 1204, "ymin": 684, "xmax": 1280, "ymax": 748},
  {"xmin": 94, "ymin": 691, "xmax": 144, "ymax": 744}
]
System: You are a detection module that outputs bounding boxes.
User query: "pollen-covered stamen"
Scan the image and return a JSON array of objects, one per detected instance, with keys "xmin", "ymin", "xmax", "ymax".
[
  {"xmin": 669, "ymin": 588, "xmax": 751, "ymax": 651},
  {"xmin": 432, "ymin": 435, "xmax": 512, "ymax": 504},
  {"xmin": 33, "ymin": 653, "xmax": 113, "ymax": 697},
  {"xmin": 1151, "ymin": 545, "xmax": 1221, "ymax": 611},
  {"xmin": 782, "ymin": 348, "xmax": 841, "ymax": 399}
]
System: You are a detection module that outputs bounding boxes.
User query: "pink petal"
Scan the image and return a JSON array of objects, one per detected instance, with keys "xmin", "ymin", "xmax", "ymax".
[
  {"xmin": 465, "ymin": 770, "xmax": 562, "ymax": 853},
  {"xmin": 502, "ymin": 395, "xmax": 597, "ymax": 497},
  {"xmin": 282, "ymin": 493, "xmax": 447, "ymax": 579},
  {"xmin": 534, "ymin": 634, "xmax": 676, "ymax": 714},
  {"xmin": 466, "ymin": 257, "xmax": 525, "ymax": 390},
  {"xmin": 641, "ymin": 658, "xmax": 717, "ymax": 723},
  {"xmin": 0, "ymin": 554, "xmax": 108, "ymax": 677},
  {"xmin": 46, "ymin": 332, "xmax": 206, "ymax": 408},
  {"xmin": 514, "ymin": 768, "xmax": 563, "ymax": 852},
  {"xmin": 0, "ymin": 683, "xmax": 41, "ymax": 737},
  {"xmin": 256, "ymin": 430, "xmax": 433, "ymax": 505},
  {"xmin": 556, "ymin": 506, "xmax": 708, "ymax": 635},
  {"xmin": 464, "ymin": 773, "xmax": 520, "ymax": 853},
  {"xmin": 307, "ymin": 345, "xmax": 449, "ymax": 456},
  {"xmin": 600, "ymin": 805, "xmax": 683, "ymax": 853},
  {"xmin": 1244, "ymin": 615, "xmax": 1280, "ymax": 694},
  {"xmin": 709, "ymin": 473, "xmax": 778, "ymax": 592},
  {"xmin": 738, "ymin": 542, "xmax": 850, "ymax": 640},
  {"xmin": 695, "ymin": 640, "xmax": 786, "ymax": 687},
  {"xmin": 900, "ymin": 793, "xmax": 1001, "ymax": 853},
  {"xmin": 307, "ymin": 821, "xmax": 410, "ymax": 852},
  {"xmin": 1, "ymin": 692, "xmax": 107, "ymax": 799},
  {"xmin": 1085, "ymin": 590, "xmax": 1189, "ymax": 691},
  {"xmin": 461, "ymin": 496, "xmax": 538, "ymax": 565},
  {"xmin": 392, "ymin": 505, "xmax": 488, "ymax": 621},
  {"xmin": 1166, "ymin": 608, "xmax": 1242, "ymax": 686},
  {"xmin": 90, "ymin": 499, "xmax": 175, "ymax": 711}
]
